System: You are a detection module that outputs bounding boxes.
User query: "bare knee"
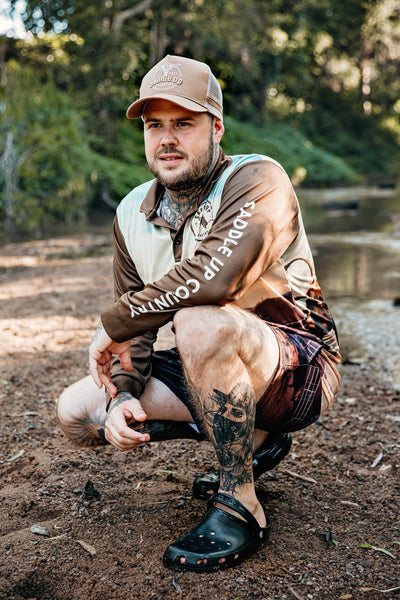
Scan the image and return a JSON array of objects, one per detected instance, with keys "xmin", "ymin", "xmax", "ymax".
[
  {"xmin": 57, "ymin": 377, "xmax": 107, "ymax": 448},
  {"xmin": 174, "ymin": 306, "xmax": 279, "ymax": 396},
  {"xmin": 174, "ymin": 306, "xmax": 238, "ymax": 362}
]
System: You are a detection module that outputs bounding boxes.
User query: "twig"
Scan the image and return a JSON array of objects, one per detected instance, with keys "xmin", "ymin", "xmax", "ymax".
[
  {"xmin": 44, "ymin": 533, "xmax": 68, "ymax": 541},
  {"xmin": 284, "ymin": 469, "xmax": 317, "ymax": 484},
  {"xmin": 288, "ymin": 586, "xmax": 305, "ymax": 600},
  {"xmin": 371, "ymin": 452, "xmax": 383, "ymax": 468},
  {"xmin": 9, "ymin": 412, "xmax": 40, "ymax": 417},
  {"xmin": 6, "ymin": 450, "xmax": 25, "ymax": 462},
  {"xmin": 361, "ymin": 585, "xmax": 400, "ymax": 594}
]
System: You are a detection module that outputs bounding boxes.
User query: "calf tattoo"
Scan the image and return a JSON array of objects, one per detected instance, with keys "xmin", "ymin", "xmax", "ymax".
[
  {"xmin": 204, "ymin": 383, "xmax": 256, "ymax": 494},
  {"xmin": 60, "ymin": 403, "xmax": 107, "ymax": 447}
]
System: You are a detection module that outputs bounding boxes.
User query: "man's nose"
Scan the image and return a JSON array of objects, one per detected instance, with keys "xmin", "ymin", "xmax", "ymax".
[{"xmin": 161, "ymin": 127, "xmax": 178, "ymax": 146}]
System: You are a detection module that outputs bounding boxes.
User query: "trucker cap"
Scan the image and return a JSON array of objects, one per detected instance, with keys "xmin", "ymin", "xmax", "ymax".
[{"xmin": 126, "ymin": 55, "xmax": 223, "ymax": 121}]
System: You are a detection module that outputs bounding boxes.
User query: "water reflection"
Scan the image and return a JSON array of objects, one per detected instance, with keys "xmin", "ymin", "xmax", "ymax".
[
  {"xmin": 310, "ymin": 234, "xmax": 400, "ymax": 301},
  {"xmin": 298, "ymin": 190, "xmax": 400, "ymax": 301},
  {"xmin": 298, "ymin": 189, "xmax": 400, "ymax": 388},
  {"xmin": 299, "ymin": 189, "xmax": 400, "ymax": 235}
]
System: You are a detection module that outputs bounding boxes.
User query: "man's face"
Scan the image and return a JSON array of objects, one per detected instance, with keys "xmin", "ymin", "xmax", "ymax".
[{"xmin": 143, "ymin": 100, "xmax": 224, "ymax": 192}]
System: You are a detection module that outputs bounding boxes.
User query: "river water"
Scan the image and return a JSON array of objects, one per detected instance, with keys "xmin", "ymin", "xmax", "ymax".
[{"xmin": 298, "ymin": 188, "xmax": 400, "ymax": 389}]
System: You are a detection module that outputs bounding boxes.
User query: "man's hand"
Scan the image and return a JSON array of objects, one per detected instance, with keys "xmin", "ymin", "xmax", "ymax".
[
  {"xmin": 89, "ymin": 321, "xmax": 133, "ymax": 398},
  {"xmin": 105, "ymin": 391, "xmax": 150, "ymax": 451}
]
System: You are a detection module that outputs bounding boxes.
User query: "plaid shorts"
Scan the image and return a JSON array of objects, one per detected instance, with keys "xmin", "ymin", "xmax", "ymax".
[{"xmin": 150, "ymin": 325, "xmax": 323, "ymax": 434}]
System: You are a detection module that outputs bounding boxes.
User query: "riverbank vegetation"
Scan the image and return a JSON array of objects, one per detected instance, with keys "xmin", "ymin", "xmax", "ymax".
[{"xmin": 1, "ymin": 0, "xmax": 399, "ymax": 231}]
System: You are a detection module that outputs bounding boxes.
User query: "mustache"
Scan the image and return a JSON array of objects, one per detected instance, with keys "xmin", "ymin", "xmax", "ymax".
[{"xmin": 155, "ymin": 148, "xmax": 187, "ymax": 159}]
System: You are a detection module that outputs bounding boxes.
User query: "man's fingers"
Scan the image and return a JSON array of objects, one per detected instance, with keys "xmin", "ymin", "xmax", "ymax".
[
  {"xmin": 99, "ymin": 374, "xmax": 118, "ymax": 398},
  {"xmin": 88, "ymin": 357, "xmax": 102, "ymax": 389},
  {"xmin": 105, "ymin": 407, "xmax": 150, "ymax": 450},
  {"xmin": 119, "ymin": 346, "xmax": 133, "ymax": 372},
  {"xmin": 128, "ymin": 397, "xmax": 147, "ymax": 423}
]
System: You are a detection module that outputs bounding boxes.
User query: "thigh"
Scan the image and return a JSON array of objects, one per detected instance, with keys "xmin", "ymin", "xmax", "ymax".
[
  {"xmin": 255, "ymin": 327, "xmax": 324, "ymax": 433},
  {"xmin": 219, "ymin": 304, "xmax": 281, "ymax": 401}
]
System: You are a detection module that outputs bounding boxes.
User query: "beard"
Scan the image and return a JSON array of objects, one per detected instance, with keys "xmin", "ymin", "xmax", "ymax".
[{"xmin": 148, "ymin": 131, "xmax": 216, "ymax": 192}]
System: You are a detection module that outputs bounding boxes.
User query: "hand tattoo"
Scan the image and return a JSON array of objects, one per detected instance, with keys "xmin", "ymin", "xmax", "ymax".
[{"xmin": 106, "ymin": 391, "xmax": 134, "ymax": 416}]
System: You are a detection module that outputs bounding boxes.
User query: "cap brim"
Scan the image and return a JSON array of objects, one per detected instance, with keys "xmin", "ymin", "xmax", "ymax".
[{"xmin": 126, "ymin": 94, "xmax": 209, "ymax": 119}]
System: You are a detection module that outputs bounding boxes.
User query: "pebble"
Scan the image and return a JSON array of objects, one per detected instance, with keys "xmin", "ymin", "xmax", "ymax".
[{"xmin": 30, "ymin": 524, "xmax": 50, "ymax": 536}]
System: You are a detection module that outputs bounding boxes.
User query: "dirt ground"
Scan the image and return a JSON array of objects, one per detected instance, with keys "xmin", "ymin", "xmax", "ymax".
[{"xmin": 0, "ymin": 234, "xmax": 399, "ymax": 600}]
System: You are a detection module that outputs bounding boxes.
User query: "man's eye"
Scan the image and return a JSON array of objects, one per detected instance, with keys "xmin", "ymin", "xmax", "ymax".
[{"xmin": 177, "ymin": 122, "xmax": 190, "ymax": 128}]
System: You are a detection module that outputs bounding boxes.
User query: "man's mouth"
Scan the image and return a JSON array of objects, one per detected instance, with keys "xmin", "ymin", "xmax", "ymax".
[{"xmin": 159, "ymin": 154, "xmax": 184, "ymax": 162}]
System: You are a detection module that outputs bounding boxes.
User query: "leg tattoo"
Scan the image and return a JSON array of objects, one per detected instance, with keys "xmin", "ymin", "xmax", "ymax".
[
  {"xmin": 59, "ymin": 403, "xmax": 107, "ymax": 447},
  {"xmin": 204, "ymin": 383, "xmax": 256, "ymax": 494}
]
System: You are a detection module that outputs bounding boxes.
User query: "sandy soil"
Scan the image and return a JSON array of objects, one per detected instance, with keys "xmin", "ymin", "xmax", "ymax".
[{"xmin": 0, "ymin": 234, "xmax": 399, "ymax": 600}]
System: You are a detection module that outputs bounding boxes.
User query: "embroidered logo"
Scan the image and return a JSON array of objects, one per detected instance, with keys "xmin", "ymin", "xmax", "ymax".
[
  {"xmin": 191, "ymin": 200, "xmax": 214, "ymax": 241},
  {"xmin": 150, "ymin": 63, "xmax": 183, "ymax": 90}
]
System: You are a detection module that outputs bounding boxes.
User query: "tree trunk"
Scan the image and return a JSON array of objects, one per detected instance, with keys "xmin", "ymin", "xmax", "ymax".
[{"xmin": 1, "ymin": 130, "xmax": 18, "ymax": 232}]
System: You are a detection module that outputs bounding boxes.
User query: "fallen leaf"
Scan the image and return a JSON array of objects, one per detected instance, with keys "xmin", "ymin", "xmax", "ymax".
[
  {"xmin": 77, "ymin": 540, "xmax": 97, "ymax": 555},
  {"xmin": 322, "ymin": 529, "xmax": 339, "ymax": 546},
  {"xmin": 81, "ymin": 479, "xmax": 101, "ymax": 500},
  {"xmin": 338, "ymin": 595, "xmax": 353, "ymax": 599},
  {"xmin": 357, "ymin": 543, "xmax": 396, "ymax": 560}
]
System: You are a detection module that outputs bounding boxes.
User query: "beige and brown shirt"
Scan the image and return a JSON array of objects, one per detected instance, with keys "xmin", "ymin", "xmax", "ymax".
[{"xmin": 102, "ymin": 151, "xmax": 341, "ymax": 406}]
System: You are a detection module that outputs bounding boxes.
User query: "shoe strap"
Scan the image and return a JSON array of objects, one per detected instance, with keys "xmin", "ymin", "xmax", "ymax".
[{"xmin": 207, "ymin": 492, "xmax": 261, "ymax": 534}]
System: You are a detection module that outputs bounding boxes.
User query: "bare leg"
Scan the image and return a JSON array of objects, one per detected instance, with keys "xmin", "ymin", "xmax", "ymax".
[
  {"xmin": 174, "ymin": 304, "xmax": 280, "ymax": 527},
  {"xmin": 57, "ymin": 376, "xmax": 108, "ymax": 447},
  {"xmin": 57, "ymin": 375, "xmax": 196, "ymax": 448}
]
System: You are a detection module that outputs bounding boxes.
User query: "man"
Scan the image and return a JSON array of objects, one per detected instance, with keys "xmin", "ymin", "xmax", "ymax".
[{"xmin": 57, "ymin": 55, "xmax": 341, "ymax": 572}]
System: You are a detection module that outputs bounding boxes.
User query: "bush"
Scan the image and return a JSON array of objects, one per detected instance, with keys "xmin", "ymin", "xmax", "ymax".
[
  {"xmin": 0, "ymin": 63, "xmax": 95, "ymax": 230},
  {"xmin": 221, "ymin": 116, "xmax": 360, "ymax": 187}
]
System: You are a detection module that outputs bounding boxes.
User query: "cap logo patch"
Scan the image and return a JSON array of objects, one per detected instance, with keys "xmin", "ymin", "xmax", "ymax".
[{"xmin": 150, "ymin": 63, "xmax": 183, "ymax": 90}]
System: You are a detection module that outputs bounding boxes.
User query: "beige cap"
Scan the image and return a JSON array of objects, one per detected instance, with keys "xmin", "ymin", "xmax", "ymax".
[{"xmin": 127, "ymin": 55, "xmax": 223, "ymax": 121}]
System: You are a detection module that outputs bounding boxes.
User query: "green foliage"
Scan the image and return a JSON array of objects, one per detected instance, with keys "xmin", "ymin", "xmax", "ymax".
[
  {"xmin": 90, "ymin": 121, "xmax": 150, "ymax": 203},
  {"xmin": 222, "ymin": 116, "xmax": 359, "ymax": 187},
  {"xmin": 1, "ymin": 0, "xmax": 400, "ymax": 232},
  {"xmin": 297, "ymin": 90, "xmax": 400, "ymax": 178},
  {"xmin": 0, "ymin": 62, "xmax": 95, "ymax": 230}
]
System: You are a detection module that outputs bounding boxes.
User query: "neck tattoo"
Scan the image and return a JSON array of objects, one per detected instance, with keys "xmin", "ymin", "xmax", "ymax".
[
  {"xmin": 158, "ymin": 146, "xmax": 219, "ymax": 230},
  {"xmin": 158, "ymin": 190, "xmax": 195, "ymax": 230}
]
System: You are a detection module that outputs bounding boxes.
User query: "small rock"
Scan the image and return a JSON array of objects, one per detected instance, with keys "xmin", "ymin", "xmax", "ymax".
[
  {"xmin": 81, "ymin": 480, "xmax": 101, "ymax": 501},
  {"xmin": 30, "ymin": 524, "xmax": 50, "ymax": 536}
]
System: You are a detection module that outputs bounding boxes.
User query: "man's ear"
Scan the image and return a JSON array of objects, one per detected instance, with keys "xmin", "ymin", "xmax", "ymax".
[{"xmin": 213, "ymin": 118, "xmax": 224, "ymax": 143}]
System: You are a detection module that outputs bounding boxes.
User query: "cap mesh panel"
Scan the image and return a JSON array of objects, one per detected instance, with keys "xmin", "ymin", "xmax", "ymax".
[{"xmin": 206, "ymin": 73, "xmax": 223, "ymax": 110}]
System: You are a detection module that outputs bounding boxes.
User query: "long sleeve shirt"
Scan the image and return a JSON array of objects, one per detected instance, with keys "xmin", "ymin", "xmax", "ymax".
[{"xmin": 102, "ymin": 151, "xmax": 341, "ymax": 406}]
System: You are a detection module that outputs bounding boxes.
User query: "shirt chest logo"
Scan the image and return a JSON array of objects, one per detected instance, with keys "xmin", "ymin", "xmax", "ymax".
[{"xmin": 190, "ymin": 200, "xmax": 215, "ymax": 241}]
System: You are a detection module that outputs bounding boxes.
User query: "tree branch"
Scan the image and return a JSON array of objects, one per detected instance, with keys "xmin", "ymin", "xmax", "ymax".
[{"xmin": 112, "ymin": 0, "xmax": 153, "ymax": 35}]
